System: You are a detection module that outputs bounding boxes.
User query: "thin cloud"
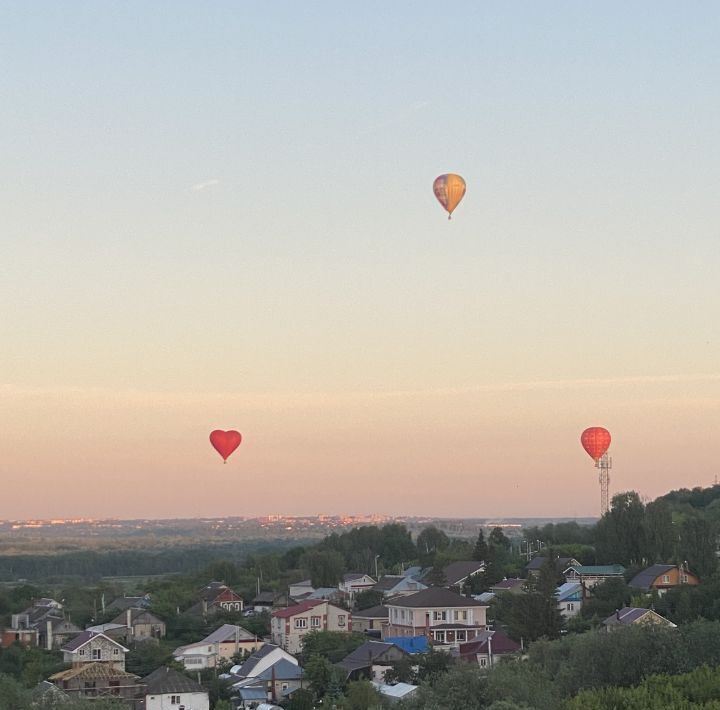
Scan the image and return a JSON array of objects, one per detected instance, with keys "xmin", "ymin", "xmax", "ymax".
[
  {"xmin": 2, "ymin": 373, "xmax": 719, "ymax": 409},
  {"xmin": 189, "ymin": 178, "xmax": 220, "ymax": 192}
]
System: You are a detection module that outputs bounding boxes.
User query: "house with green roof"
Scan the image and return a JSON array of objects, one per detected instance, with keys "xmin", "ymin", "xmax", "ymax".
[{"xmin": 563, "ymin": 564, "xmax": 626, "ymax": 591}]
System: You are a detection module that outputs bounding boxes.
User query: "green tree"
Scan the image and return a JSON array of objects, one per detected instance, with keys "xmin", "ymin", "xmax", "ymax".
[
  {"xmin": 595, "ymin": 492, "xmax": 647, "ymax": 565},
  {"xmin": 416, "ymin": 526, "xmax": 450, "ymax": 555},
  {"xmin": 344, "ymin": 680, "xmax": 383, "ymax": 709},
  {"xmin": 301, "ymin": 630, "xmax": 366, "ymax": 663},
  {"xmin": 473, "ymin": 530, "xmax": 489, "ymax": 562},
  {"xmin": 287, "ymin": 687, "xmax": 315, "ymax": 710},
  {"xmin": 489, "ymin": 527, "xmax": 511, "ymax": 550},
  {"xmin": 678, "ymin": 514, "xmax": 718, "ymax": 579},
  {"xmin": 354, "ymin": 589, "xmax": 384, "ymax": 610},
  {"xmin": 643, "ymin": 499, "xmax": 675, "ymax": 562},
  {"xmin": 300, "ymin": 549, "xmax": 346, "ymax": 587}
]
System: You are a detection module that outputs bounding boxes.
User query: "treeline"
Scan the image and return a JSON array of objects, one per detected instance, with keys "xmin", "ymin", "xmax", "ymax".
[
  {"xmin": 0, "ymin": 540, "xmax": 297, "ymax": 583},
  {"xmin": 524, "ymin": 486, "xmax": 720, "ymax": 578}
]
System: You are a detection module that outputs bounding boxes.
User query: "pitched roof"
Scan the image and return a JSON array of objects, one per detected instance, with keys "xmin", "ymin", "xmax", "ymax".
[
  {"xmin": 201, "ymin": 623, "xmax": 258, "ymax": 644},
  {"xmin": 628, "ymin": 564, "xmax": 677, "ymax": 590},
  {"xmin": 253, "ymin": 659, "xmax": 304, "ymax": 681},
  {"xmin": 602, "ymin": 606, "xmax": 676, "ymax": 627},
  {"xmin": 373, "ymin": 576, "xmax": 407, "ymax": 592},
  {"xmin": 142, "ymin": 666, "xmax": 206, "ymax": 694},
  {"xmin": 61, "ymin": 630, "xmax": 129, "ymax": 653},
  {"xmin": 441, "ymin": 561, "xmax": 486, "ymax": 586},
  {"xmin": 110, "ymin": 609, "xmax": 164, "ymax": 626},
  {"xmin": 490, "ymin": 578, "xmax": 525, "ymax": 591},
  {"xmin": 233, "ymin": 644, "xmax": 294, "ymax": 677},
  {"xmin": 343, "ymin": 641, "xmax": 405, "ymax": 664},
  {"xmin": 353, "ymin": 605, "xmax": 388, "ymax": 619},
  {"xmin": 343, "ymin": 573, "xmax": 368, "ymax": 582},
  {"xmin": 271, "ymin": 599, "xmax": 326, "ymax": 618},
  {"xmin": 50, "ymin": 662, "xmax": 138, "ymax": 682},
  {"xmin": 107, "ymin": 595, "xmax": 151, "ymax": 611},
  {"xmin": 387, "ymin": 587, "xmax": 488, "ymax": 609},
  {"xmin": 458, "ymin": 629, "xmax": 521, "ymax": 657},
  {"xmin": 555, "ymin": 583, "xmax": 583, "ymax": 602}
]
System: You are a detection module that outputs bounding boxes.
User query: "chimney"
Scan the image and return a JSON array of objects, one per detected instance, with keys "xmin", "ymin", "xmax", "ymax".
[
  {"xmin": 126, "ymin": 608, "xmax": 132, "ymax": 634},
  {"xmin": 46, "ymin": 620, "xmax": 52, "ymax": 651},
  {"xmin": 615, "ymin": 608, "xmax": 620, "ymax": 621}
]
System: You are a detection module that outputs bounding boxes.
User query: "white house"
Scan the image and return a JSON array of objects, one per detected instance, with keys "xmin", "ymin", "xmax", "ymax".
[
  {"xmin": 271, "ymin": 600, "xmax": 351, "ymax": 654},
  {"xmin": 339, "ymin": 573, "xmax": 376, "ymax": 598},
  {"xmin": 174, "ymin": 624, "xmax": 263, "ymax": 669},
  {"xmin": 142, "ymin": 667, "xmax": 209, "ymax": 710}
]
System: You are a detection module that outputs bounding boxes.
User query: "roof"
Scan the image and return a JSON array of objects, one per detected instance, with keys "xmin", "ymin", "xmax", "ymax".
[
  {"xmin": 107, "ymin": 595, "xmax": 151, "ymax": 611},
  {"xmin": 401, "ymin": 566, "xmax": 425, "ymax": 579},
  {"xmin": 253, "ymin": 659, "xmax": 303, "ymax": 681},
  {"xmin": 142, "ymin": 666, "xmax": 206, "ymax": 694},
  {"xmin": 603, "ymin": 607, "xmax": 676, "ymax": 627},
  {"xmin": 458, "ymin": 629, "xmax": 521, "ymax": 657},
  {"xmin": 387, "ymin": 587, "xmax": 488, "ymax": 609},
  {"xmin": 526, "ymin": 556, "xmax": 579, "ymax": 571},
  {"xmin": 110, "ymin": 609, "xmax": 164, "ymax": 626},
  {"xmin": 440, "ymin": 561, "xmax": 486, "ymax": 586},
  {"xmin": 343, "ymin": 572, "xmax": 369, "ymax": 582},
  {"xmin": 353, "ymin": 604, "xmax": 388, "ymax": 619},
  {"xmin": 371, "ymin": 681, "xmax": 418, "ymax": 699},
  {"xmin": 199, "ymin": 580, "xmax": 242, "ymax": 602},
  {"xmin": 233, "ymin": 644, "xmax": 292, "ymax": 677},
  {"xmin": 475, "ymin": 592, "xmax": 496, "ymax": 603},
  {"xmin": 629, "ymin": 564, "xmax": 677, "ymax": 590},
  {"xmin": 272, "ymin": 599, "xmax": 326, "ymax": 619},
  {"xmin": 490, "ymin": 578, "xmax": 525, "ymax": 591},
  {"xmin": 555, "ymin": 583, "xmax": 583, "ymax": 602},
  {"xmin": 384, "ymin": 636, "xmax": 430, "ymax": 654},
  {"xmin": 373, "ymin": 576, "xmax": 407, "ymax": 592},
  {"xmin": 253, "ymin": 592, "xmax": 277, "ymax": 604},
  {"xmin": 50, "ymin": 663, "xmax": 139, "ymax": 683},
  {"xmin": 61, "ymin": 630, "xmax": 129, "ymax": 653},
  {"xmin": 200, "ymin": 624, "xmax": 258, "ymax": 644},
  {"xmin": 565, "ymin": 564, "xmax": 626, "ymax": 576},
  {"xmin": 235, "ymin": 686, "xmax": 267, "ymax": 701},
  {"xmin": 307, "ymin": 587, "xmax": 341, "ymax": 600},
  {"xmin": 85, "ymin": 623, "xmax": 127, "ymax": 634},
  {"xmin": 343, "ymin": 641, "xmax": 405, "ymax": 665}
]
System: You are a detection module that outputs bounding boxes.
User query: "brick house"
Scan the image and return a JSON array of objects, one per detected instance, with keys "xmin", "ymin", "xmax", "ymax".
[{"xmin": 271, "ymin": 600, "xmax": 351, "ymax": 654}]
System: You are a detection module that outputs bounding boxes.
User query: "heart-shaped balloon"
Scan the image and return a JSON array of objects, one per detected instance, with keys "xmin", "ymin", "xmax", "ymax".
[{"xmin": 209, "ymin": 430, "xmax": 242, "ymax": 463}]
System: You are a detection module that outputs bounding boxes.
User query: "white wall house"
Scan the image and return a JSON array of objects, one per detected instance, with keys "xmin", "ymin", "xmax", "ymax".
[{"xmin": 143, "ymin": 667, "xmax": 209, "ymax": 710}]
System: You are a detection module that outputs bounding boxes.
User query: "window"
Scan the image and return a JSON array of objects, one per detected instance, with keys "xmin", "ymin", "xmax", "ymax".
[
  {"xmin": 79, "ymin": 649, "xmax": 85, "ymax": 656},
  {"xmin": 433, "ymin": 611, "xmax": 447, "ymax": 621},
  {"xmin": 454, "ymin": 610, "xmax": 468, "ymax": 621},
  {"xmin": 479, "ymin": 657, "xmax": 488, "ymax": 667},
  {"xmin": 282, "ymin": 683, "xmax": 289, "ymax": 690},
  {"xmin": 456, "ymin": 630, "xmax": 466, "ymax": 642},
  {"xmin": 311, "ymin": 616, "xmax": 321, "ymax": 628},
  {"xmin": 92, "ymin": 649, "xmax": 101, "ymax": 660},
  {"xmin": 567, "ymin": 603, "xmax": 574, "ymax": 611},
  {"xmin": 408, "ymin": 611, "xmax": 414, "ymax": 623},
  {"xmin": 171, "ymin": 696, "xmax": 181, "ymax": 705},
  {"xmin": 662, "ymin": 575, "xmax": 670, "ymax": 584},
  {"xmin": 338, "ymin": 615, "xmax": 346, "ymax": 626},
  {"xmin": 401, "ymin": 610, "xmax": 405, "ymax": 620},
  {"xmin": 681, "ymin": 575, "xmax": 688, "ymax": 583},
  {"xmin": 295, "ymin": 618, "xmax": 307, "ymax": 629},
  {"xmin": 433, "ymin": 631, "xmax": 445, "ymax": 642},
  {"xmin": 113, "ymin": 648, "xmax": 119, "ymax": 655}
]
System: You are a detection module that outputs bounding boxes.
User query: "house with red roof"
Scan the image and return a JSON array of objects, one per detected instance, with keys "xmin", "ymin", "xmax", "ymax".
[
  {"xmin": 457, "ymin": 629, "xmax": 521, "ymax": 668},
  {"xmin": 271, "ymin": 600, "xmax": 351, "ymax": 654}
]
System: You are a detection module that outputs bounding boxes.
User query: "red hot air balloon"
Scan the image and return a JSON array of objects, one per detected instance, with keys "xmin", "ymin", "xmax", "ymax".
[
  {"xmin": 581, "ymin": 427, "xmax": 611, "ymax": 462},
  {"xmin": 209, "ymin": 430, "xmax": 242, "ymax": 463}
]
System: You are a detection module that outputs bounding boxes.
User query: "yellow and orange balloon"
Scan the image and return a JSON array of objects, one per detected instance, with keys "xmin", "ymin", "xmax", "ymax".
[{"xmin": 433, "ymin": 173, "xmax": 466, "ymax": 219}]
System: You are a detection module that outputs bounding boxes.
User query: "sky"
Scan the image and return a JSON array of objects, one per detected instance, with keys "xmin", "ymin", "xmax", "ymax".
[{"xmin": 1, "ymin": 2, "xmax": 719, "ymax": 519}]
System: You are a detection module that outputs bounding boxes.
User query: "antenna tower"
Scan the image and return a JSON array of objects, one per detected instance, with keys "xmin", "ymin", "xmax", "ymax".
[{"xmin": 596, "ymin": 453, "xmax": 612, "ymax": 515}]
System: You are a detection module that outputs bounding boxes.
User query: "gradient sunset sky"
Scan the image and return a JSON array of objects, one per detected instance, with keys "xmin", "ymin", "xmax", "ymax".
[{"xmin": 2, "ymin": 2, "xmax": 719, "ymax": 519}]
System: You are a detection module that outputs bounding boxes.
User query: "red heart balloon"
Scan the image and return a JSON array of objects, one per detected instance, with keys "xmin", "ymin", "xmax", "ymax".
[{"xmin": 209, "ymin": 430, "xmax": 242, "ymax": 463}]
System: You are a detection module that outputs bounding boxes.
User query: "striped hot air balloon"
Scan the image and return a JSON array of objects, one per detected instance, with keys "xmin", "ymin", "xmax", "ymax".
[{"xmin": 433, "ymin": 173, "xmax": 466, "ymax": 219}]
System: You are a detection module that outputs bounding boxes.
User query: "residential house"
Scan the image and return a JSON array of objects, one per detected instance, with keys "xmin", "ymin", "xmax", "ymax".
[
  {"xmin": 339, "ymin": 573, "xmax": 376, "ymax": 599},
  {"xmin": 49, "ymin": 630, "xmax": 141, "ymax": 701},
  {"xmin": 186, "ymin": 581, "xmax": 244, "ymax": 616},
  {"xmin": 457, "ymin": 629, "xmax": 521, "ymax": 668},
  {"xmin": 431, "ymin": 561, "xmax": 486, "ymax": 591},
  {"xmin": 489, "ymin": 579, "xmax": 526, "ymax": 595},
  {"xmin": 252, "ymin": 591, "xmax": 293, "ymax": 613},
  {"xmin": 271, "ymin": 600, "xmax": 351, "ymax": 654},
  {"xmin": 526, "ymin": 556, "xmax": 580, "ymax": 577},
  {"xmin": 603, "ymin": 607, "xmax": 677, "ymax": 630},
  {"xmin": 373, "ymin": 576, "xmax": 427, "ymax": 598},
  {"xmin": 228, "ymin": 644, "xmax": 303, "ymax": 707},
  {"xmin": 174, "ymin": 624, "xmax": 263, "ymax": 669},
  {"xmin": 142, "ymin": 666, "xmax": 209, "ymax": 710},
  {"xmin": 85, "ymin": 623, "xmax": 131, "ymax": 644},
  {"xmin": 3, "ymin": 597, "xmax": 74, "ymax": 649},
  {"xmin": 352, "ymin": 605, "xmax": 389, "ymax": 635},
  {"xmin": 555, "ymin": 583, "xmax": 583, "ymax": 619},
  {"xmin": 105, "ymin": 595, "xmax": 152, "ymax": 613},
  {"xmin": 288, "ymin": 580, "xmax": 314, "ymax": 598},
  {"xmin": 383, "ymin": 587, "xmax": 488, "ymax": 647},
  {"xmin": 335, "ymin": 640, "xmax": 409, "ymax": 682},
  {"xmin": 60, "ymin": 630, "xmax": 129, "ymax": 670},
  {"xmin": 383, "ymin": 636, "xmax": 429, "ymax": 654},
  {"xmin": 564, "ymin": 564, "xmax": 626, "ymax": 591},
  {"xmin": 110, "ymin": 608, "xmax": 166, "ymax": 641},
  {"xmin": 629, "ymin": 564, "xmax": 700, "ymax": 595}
]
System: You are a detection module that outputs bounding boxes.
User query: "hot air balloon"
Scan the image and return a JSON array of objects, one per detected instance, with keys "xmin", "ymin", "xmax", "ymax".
[
  {"xmin": 210, "ymin": 430, "xmax": 242, "ymax": 463},
  {"xmin": 433, "ymin": 173, "xmax": 466, "ymax": 219},
  {"xmin": 581, "ymin": 427, "xmax": 611, "ymax": 462}
]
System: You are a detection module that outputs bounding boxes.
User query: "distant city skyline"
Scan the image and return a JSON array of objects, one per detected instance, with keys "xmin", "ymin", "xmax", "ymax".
[{"xmin": 2, "ymin": 2, "xmax": 719, "ymax": 519}]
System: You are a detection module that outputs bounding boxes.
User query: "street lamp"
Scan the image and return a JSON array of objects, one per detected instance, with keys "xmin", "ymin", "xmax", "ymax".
[{"xmin": 374, "ymin": 555, "xmax": 380, "ymax": 580}]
